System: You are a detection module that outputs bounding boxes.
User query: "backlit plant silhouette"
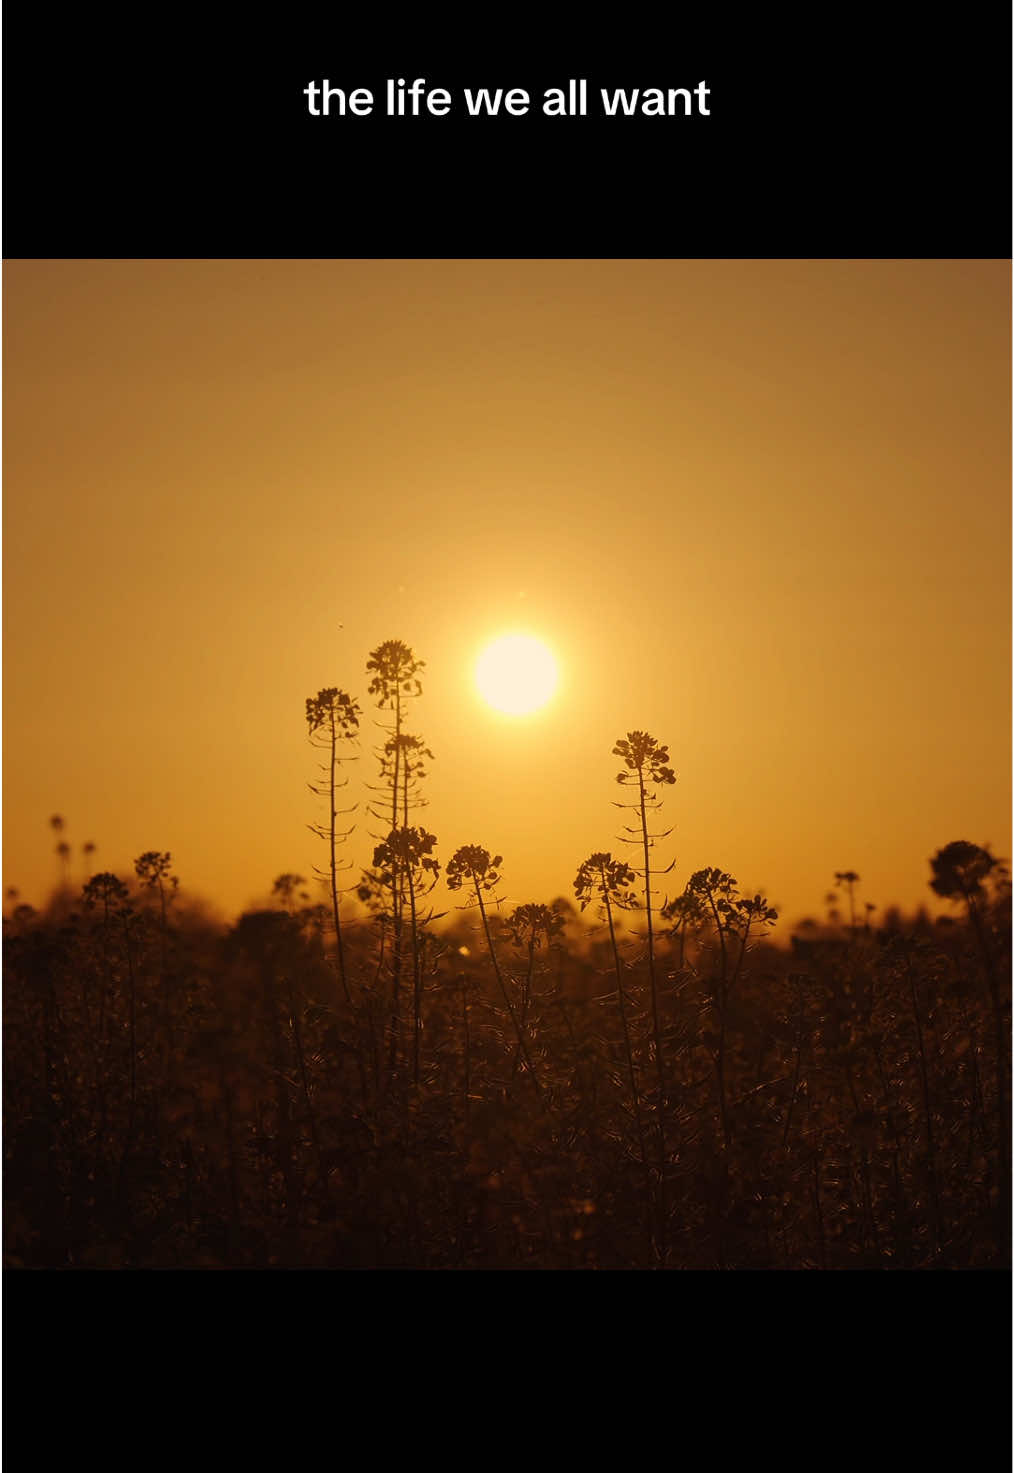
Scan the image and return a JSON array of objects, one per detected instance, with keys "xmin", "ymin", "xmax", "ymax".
[
  {"xmin": 135, "ymin": 851, "xmax": 177, "ymax": 928},
  {"xmin": 272, "ymin": 872, "xmax": 309, "ymax": 914},
  {"xmin": 612, "ymin": 733, "xmax": 676, "ymax": 1098},
  {"xmin": 372, "ymin": 825, "xmax": 440, "ymax": 1084},
  {"xmin": 306, "ymin": 686, "xmax": 361, "ymax": 1001},
  {"xmin": 366, "ymin": 640, "xmax": 426, "ymax": 831},
  {"xmin": 929, "ymin": 839, "xmax": 1010, "ymax": 1236},
  {"xmin": 82, "ymin": 871, "xmax": 140, "ymax": 1189},
  {"xmin": 574, "ymin": 852, "xmax": 653, "ymax": 1242},
  {"xmin": 834, "ymin": 870, "xmax": 861, "ymax": 934},
  {"xmin": 134, "ymin": 850, "xmax": 179, "ymax": 1066},
  {"xmin": 504, "ymin": 902, "xmax": 564, "ymax": 1081},
  {"xmin": 364, "ymin": 640, "xmax": 428, "ymax": 1075},
  {"xmin": 685, "ymin": 867, "xmax": 778, "ymax": 1148},
  {"xmin": 50, "ymin": 815, "xmax": 71, "ymax": 888},
  {"xmin": 447, "ymin": 845, "xmax": 541, "ymax": 1097}
]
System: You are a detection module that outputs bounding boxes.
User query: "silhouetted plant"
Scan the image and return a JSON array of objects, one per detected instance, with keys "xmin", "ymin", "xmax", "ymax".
[
  {"xmin": 383, "ymin": 732, "xmax": 434, "ymax": 828},
  {"xmin": 372, "ymin": 826, "xmax": 441, "ymax": 1084},
  {"xmin": 272, "ymin": 873, "xmax": 309, "ymax": 914},
  {"xmin": 306, "ymin": 687, "xmax": 361, "ymax": 1001},
  {"xmin": 574, "ymin": 852, "xmax": 655, "ymax": 1247},
  {"xmin": 930, "ymin": 840, "xmax": 1008, "ymax": 1076},
  {"xmin": 574, "ymin": 855, "xmax": 642, "ymax": 1122},
  {"xmin": 365, "ymin": 640, "xmax": 427, "ymax": 1074},
  {"xmin": 49, "ymin": 815, "xmax": 67, "ymax": 884},
  {"xmin": 366, "ymin": 640, "xmax": 425, "ymax": 827},
  {"xmin": 686, "ymin": 867, "xmax": 778, "ymax": 1147},
  {"xmin": 929, "ymin": 839, "xmax": 1010, "ymax": 1242},
  {"xmin": 505, "ymin": 902, "xmax": 564, "ymax": 1082},
  {"xmin": 447, "ymin": 845, "xmax": 540, "ymax": 1096},
  {"xmin": 82, "ymin": 869, "xmax": 128, "ymax": 917},
  {"xmin": 661, "ymin": 884, "xmax": 709, "ymax": 970},
  {"xmin": 834, "ymin": 870, "xmax": 861, "ymax": 934},
  {"xmin": 83, "ymin": 872, "xmax": 139, "ymax": 1189},
  {"xmin": 930, "ymin": 841, "xmax": 998, "ymax": 905},
  {"xmin": 134, "ymin": 850, "xmax": 179, "ymax": 1077},
  {"xmin": 135, "ymin": 851, "xmax": 177, "ymax": 931},
  {"xmin": 612, "ymin": 732, "xmax": 675, "ymax": 1107}
]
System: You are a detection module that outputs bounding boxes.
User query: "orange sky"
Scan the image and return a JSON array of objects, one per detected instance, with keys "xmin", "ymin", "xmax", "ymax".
[{"xmin": 4, "ymin": 259, "xmax": 1010, "ymax": 929}]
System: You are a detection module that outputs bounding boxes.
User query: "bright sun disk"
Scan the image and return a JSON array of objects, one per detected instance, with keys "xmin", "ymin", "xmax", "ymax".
[{"xmin": 475, "ymin": 634, "xmax": 559, "ymax": 716}]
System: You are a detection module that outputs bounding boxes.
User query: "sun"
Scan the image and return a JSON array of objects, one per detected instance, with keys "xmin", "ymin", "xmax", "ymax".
[{"xmin": 475, "ymin": 634, "xmax": 559, "ymax": 716}]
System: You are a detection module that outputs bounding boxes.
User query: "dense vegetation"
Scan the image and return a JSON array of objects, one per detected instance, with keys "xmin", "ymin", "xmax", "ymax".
[{"xmin": 4, "ymin": 642, "xmax": 1010, "ymax": 1268}]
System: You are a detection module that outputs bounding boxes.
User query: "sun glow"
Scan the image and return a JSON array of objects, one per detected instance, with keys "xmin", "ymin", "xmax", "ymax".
[{"xmin": 475, "ymin": 634, "xmax": 559, "ymax": 716}]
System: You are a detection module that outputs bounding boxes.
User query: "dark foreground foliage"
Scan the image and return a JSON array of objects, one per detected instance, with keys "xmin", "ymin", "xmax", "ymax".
[
  {"xmin": 5, "ymin": 859, "xmax": 1009, "ymax": 1269},
  {"xmin": 5, "ymin": 646, "xmax": 1010, "ymax": 1269}
]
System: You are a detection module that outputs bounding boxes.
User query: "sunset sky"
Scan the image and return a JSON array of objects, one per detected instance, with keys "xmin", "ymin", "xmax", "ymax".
[{"xmin": 4, "ymin": 259, "xmax": 1010, "ymax": 928}]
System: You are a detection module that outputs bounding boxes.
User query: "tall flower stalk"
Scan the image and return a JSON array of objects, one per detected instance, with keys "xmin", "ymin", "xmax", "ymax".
[
  {"xmin": 575, "ymin": 852, "xmax": 657, "ymax": 1252},
  {"xmin": 612, "ymin": 732, "xmax": 676, "ymax": 1115},
  {"xmin": 505, "ymin": 903, "xmax": 563, "ymax": 1081},
  {"xmin": 372, "ymin": 826, "xmax": 440, "ymax": 1085},
  {"xmin": 306, "ymin": 687, "xmax": 361, "ymax": 1002},
  {"xmin": 686, "ymin": 867, "xmax": 778, "ymax": 1148},
  {"xmin": 365, "ymin": 640, "xmax": 425, "ymax": 1073},
  {"xmin": 929, "ymin": 840, "xmax": 1010, "ymax": 1243},
  {"xmin": 574, "ymin": 854, "xmax": 646, "ymax": 1162},
  {"xmin": 447, "ymin": 845, "xmax": 541, "ymax": 1097}
]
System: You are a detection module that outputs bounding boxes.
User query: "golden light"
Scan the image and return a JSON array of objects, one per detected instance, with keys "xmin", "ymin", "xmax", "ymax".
[{"xmin": 475, "ymin": 634, "xmax": 559, "ymax": 716}]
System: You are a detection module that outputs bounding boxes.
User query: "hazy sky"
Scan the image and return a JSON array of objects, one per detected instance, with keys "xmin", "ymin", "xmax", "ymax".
[{"xmin": 4, "ymin": 259, "xmax": 1010, "ymax": 927}]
